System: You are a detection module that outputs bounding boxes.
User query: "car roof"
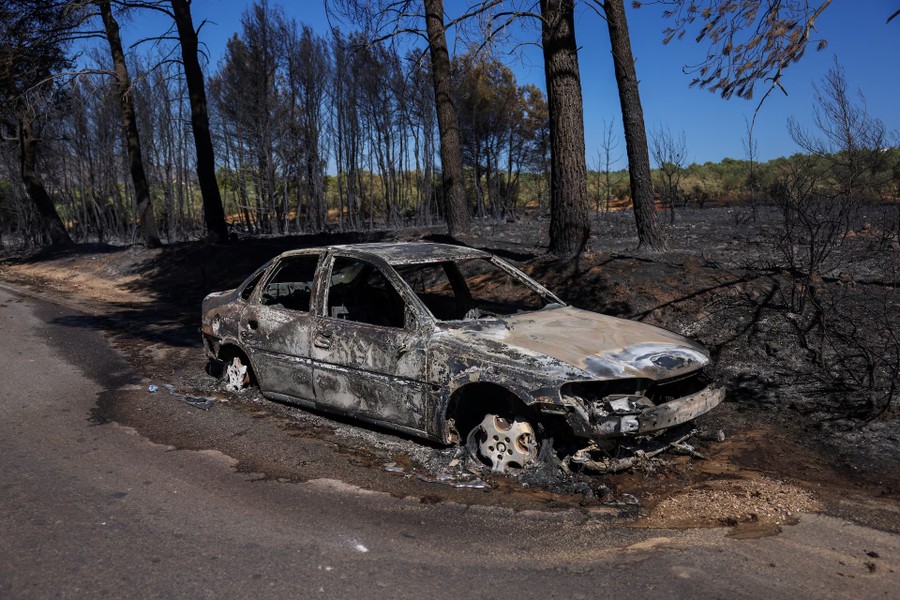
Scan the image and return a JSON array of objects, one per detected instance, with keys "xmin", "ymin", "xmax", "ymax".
[{"xmin": 280, "ymin": 242, "xmax": 491, "ymax": 265}]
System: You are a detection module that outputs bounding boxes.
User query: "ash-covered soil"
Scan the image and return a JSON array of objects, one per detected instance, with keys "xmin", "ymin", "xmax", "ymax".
[{"xmin": 2, "ymin": 205, "xmax": 898, "ymax": 535}]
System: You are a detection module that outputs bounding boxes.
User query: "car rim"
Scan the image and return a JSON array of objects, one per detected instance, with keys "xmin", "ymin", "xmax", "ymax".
[
  {"xmin": 224, "ymin": 356, "xmax": 249, "ymax": 391},
  {"xmin": 470, "ymin": 413, "xmax": 537, "ymax": 472}
]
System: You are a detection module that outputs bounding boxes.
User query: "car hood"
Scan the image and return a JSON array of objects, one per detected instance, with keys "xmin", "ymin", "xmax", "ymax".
[{"xmin": 445, "ymin": 306, "xmax": 710, "ymax": 381}]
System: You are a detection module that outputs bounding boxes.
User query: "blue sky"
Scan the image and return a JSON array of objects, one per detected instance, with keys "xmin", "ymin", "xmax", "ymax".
[{"xmin": 122, "ymin": 1, "xmax": 899, "ymax": 167}]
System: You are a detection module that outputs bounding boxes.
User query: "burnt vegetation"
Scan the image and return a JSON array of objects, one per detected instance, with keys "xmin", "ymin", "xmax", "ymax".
[{"xmin": 0, "ymin": 0, "xmax": 898, "ymax": 437}]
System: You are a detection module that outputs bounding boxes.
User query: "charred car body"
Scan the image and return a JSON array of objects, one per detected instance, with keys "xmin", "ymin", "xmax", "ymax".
[{"xmin": 201, "ymin": 243, "xmax": 724, "ymax": 471}]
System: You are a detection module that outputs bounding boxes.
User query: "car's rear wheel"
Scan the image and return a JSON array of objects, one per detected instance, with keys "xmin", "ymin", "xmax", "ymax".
[{"xmin": 467, "ymin": 412, "xmax": 538, "ymax": 472}]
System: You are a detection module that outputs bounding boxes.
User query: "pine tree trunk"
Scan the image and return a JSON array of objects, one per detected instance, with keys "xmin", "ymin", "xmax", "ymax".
[
  {"xmin": 423, "ymin": 0, "xmax": 469, "ymax": 235},
  {"xmin": 170, "ymin": 0, "xmax": 229, "ymax": 243},
  {"xmin": 98, "ymin": 0, "xmax": 161, "ymax": 248},
  {"xmin": 19, "ymin": 114, "xmax": 73, "ymax": 248},
  {"xmin": 604, "ymin": 0, "xmax": 665, "ymax": 250},
  {"xmin": 540, "ymin": 0, "xmax": 590, "ymax": 258}
]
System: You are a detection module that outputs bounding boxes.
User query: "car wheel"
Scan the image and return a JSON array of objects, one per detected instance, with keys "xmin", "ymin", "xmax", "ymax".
[
  {"xmin": 224, "ymin": 356, "xmax": 250, "ymax": 391},
  {"xmin": 466, "ymin": 412, "xmax": 538, "ymax": 472}
]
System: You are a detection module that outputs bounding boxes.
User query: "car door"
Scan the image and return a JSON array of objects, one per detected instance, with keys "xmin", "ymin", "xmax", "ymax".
[
  {"xmin": 310, "ymin": 254, "xmax": 430, "ymax": 432},
  {"xmin": 239, "ymin": 252, "xmax": 321, "ymax": 401}
]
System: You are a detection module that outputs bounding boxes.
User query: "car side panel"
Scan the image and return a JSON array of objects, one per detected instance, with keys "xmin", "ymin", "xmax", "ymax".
[
  {"xmin": 310, "ymin": 318, "xmax": 429, "ymax": 431},
  {"xmin": 241, "ymin": 303, "xmax": 314, "ymax": 400}
]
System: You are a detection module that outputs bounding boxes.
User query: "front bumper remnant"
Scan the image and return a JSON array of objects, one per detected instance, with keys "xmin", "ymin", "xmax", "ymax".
[
  {"xmin": 587, "ymin": 385, "xmax": 726, "ymax": 438},
  {"xmin": 637, "ymin": 386, "xmax": 726, "ymax": 434}
]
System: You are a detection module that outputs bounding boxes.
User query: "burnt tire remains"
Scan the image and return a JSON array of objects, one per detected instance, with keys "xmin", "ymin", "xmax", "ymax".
[{"xmin": 467, "ymin": 413, "xmax": 538, "ymax": 472}]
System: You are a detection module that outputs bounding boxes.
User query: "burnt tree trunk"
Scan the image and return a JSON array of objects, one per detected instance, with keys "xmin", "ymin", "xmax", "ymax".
[
  {"xmin": 604, "ymin": 0, "xmax": 664, "ymax": 250},
  {"xmin": 19, "ymin": 113, "xmax": 73, "ymax": 247},
  {"xmin": 423, "ymin": 0, "xmax": 469, "ymax": 235},
  {"xmin": 98, "ymin": 0, "xmax": 161, "ymax": 248},
  {"xmin": 540, "ymin": 0, "xmax": 590, "ymax": 258},
  {"xmin": 170, "ymin": 0, "xmax": 229, "ymax": 243}
]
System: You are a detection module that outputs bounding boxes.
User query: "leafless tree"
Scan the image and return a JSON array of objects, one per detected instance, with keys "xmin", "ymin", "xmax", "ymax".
[
  {"xmin": 212, "ymin": 0, "xmax": 289, "ymax": 234},
  {"xmin": 0, "ymin": 0, "xmax": 81, "ymax": 248},
  {"xmin": 595, "ymin": 119, "xmax": 622, "ymax": 213},
  {"xmin": 96, "ymin": 0, "xmax": 161, "ymax": 247},
  {"xmin": 285, "ymin": 23, "xmax": 330, "ymax": 232},
  {"xmin": 83, "ymin": 0, "xmax": 231, "ymax": 243},
  {"xmin": 789, "ymin": 58, "xmax": 890, "ymax": 208},
  {"xmin": 330, "ymin": 31, "xmax": 364, "ymax": 230},
  {"xmin": 742, "ymin": 116, "xmax": 759, "ymax": 220},
  {"xmin": 327, "ymin": 0, "xmax": 471, "ymax": 235},
  {"xmin": 772, "ymin": 58, "xmax": 896, "ymax": 306},
  {"xmin": 650, "ymin": 125, "xmax": 687, "ymax": 224},
  {"xmin": 406, "ymin": 50, "xmax": 438, "ymax": 226},
  {"xmin": 169, "ymin": 0, "xmax": 229, "ymax": 243}
]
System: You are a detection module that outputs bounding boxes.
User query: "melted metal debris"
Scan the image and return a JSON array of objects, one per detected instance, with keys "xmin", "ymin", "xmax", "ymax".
[
  {"xmin": 383, "ymin": 461, "xmax": 490, "ymax": 489},
  {"xmin": 152, "ymin": 383, "xmax": 218, "ymax": 410},
  {"xmin": 567, "ymin": 426, "xmax": 703, "ymax": 474}
]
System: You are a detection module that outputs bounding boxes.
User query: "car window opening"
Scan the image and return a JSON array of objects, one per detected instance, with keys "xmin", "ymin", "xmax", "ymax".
[
  {"xmin": 395, "ymin": 258, "xmax": 552, "ymax": 321},
  {"xmin": 260, "ymin": 254, "xmax": 318, "ymax": 312},
  {"xmin": 240, "ymin": 269, "xmax": 265, "ymax": 301},
  {"xmin": 327, "ymin": 257, "xmax": 406, "ymax": 328}
]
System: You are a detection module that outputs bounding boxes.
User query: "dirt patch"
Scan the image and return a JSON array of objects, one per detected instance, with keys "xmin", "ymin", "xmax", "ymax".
[
  {"xmin": 0, "ymin": 245, "xmax": 154, "ymax": 306},
  {"xmin": 639, "ymin": 475, "xmax": 822, "ymax": 531}
]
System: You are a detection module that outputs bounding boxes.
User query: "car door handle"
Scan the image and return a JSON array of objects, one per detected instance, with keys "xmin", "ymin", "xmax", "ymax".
[
  {"xmin": 314, "ymin": 331, "xmax": 333, "ymax": 349},
  {"xmin": 247, "ymin": 319, "xmax": 259, "ymax": 330}
]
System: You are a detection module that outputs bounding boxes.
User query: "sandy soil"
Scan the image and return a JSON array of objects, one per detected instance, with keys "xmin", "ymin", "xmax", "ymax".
[{"xmin": 2, "ymin": 206, "xmax": 898, "ymax": 536}]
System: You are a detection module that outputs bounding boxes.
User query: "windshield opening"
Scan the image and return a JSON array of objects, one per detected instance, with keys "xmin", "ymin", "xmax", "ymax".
[{"xmin": 394, "ymin": 258, "xmax": 558, "ymax": 321}]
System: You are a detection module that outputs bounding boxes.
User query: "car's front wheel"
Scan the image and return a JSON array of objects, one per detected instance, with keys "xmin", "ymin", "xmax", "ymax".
[{"xmin": 466, "ymin": 413, "xmax": 538, "ymax": 472}]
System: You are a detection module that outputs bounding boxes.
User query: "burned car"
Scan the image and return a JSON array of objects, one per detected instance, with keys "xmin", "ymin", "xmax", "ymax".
[{"xmin": 201, "ymin": 243, "xmax": 724, "ymax": 471}]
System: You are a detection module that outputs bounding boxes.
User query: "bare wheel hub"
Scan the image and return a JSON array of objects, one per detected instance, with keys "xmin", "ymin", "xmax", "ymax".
[
  {"xmin": 224, "ymin": 357, "xmax": 249, "ymax": 391},
  {"xmin": 471, "ymin": 414, "xmax": 538, "ymax": 472}
]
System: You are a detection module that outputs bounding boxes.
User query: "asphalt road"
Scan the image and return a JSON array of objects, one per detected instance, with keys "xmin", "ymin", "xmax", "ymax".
[{"xmin": 1, "ymin": 286, "xmax": 898, "ymax": 599}]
